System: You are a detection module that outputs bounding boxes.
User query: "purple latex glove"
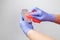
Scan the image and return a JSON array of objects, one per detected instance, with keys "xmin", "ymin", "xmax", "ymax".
[
  {"xmin": 19, "ymin": 16, "xmax": 33, "ymax": 34},
  {"xmin": 30, "ymin": 7, "xmax": 55, "ymax": 22}
]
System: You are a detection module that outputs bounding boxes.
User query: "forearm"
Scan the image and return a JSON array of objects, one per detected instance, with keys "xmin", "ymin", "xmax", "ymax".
[
  {"xmin": 54, "ymin": 14, "xmax": 60, "ymax": 24},
  {"xmin": 27, "ymin": 30, "xmax": 55, "ymax": 40}
]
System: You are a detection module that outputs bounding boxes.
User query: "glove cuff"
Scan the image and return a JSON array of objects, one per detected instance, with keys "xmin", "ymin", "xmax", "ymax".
[
  {"xmin": 23, "ymin": 28, "xmax": 33, "ymax": 35},
  {"xmin": 49, "ymin": 14, "xmax": 55, "ymax": 22}
]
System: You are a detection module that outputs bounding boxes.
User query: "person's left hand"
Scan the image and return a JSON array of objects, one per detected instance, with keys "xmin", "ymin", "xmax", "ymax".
[{"xmin": 19, "ymin": 16, "xmax": 33, "ymax": 34}]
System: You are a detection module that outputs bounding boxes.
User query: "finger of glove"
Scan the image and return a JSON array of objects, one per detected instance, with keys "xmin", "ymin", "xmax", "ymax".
[
  {"xmin": 32, "ymin": 16, "xmax": 44, "ymax": 21},
  {"xmin": 32, "ymin": 7, "xmax": 41, "ymax": 11},
  {"xmin": 20, "ymin": 16, "xmax": 32, "ymax": 24},
  {"xmin": 19, "ymin": 16, "xmax": 24, "ymax": 23},
  {"xmin": 30, "ymin": 11, "xmax": 42, "ymax": 16}
]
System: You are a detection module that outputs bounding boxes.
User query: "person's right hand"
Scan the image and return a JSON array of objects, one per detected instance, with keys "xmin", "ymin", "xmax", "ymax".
[{"xmin": 30, "ymin": 7, "xmax": 55, "ymax": 22}]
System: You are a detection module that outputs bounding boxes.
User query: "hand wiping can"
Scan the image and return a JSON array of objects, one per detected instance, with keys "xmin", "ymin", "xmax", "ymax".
[{"xmin": 21, "ymin": 9, "xmax": 41, "ymax": 23}]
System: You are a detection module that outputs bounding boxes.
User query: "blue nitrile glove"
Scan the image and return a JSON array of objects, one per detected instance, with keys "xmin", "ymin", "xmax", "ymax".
[
  {"xmin": 19, "ymin": 16, "xmax": 33, "ymax": 34},
  {"xmin": 30, "ymin": 7, "xmax": 55, "ymax": 22}
]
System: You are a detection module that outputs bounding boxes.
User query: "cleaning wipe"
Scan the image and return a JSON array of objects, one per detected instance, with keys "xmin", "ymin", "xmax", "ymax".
[{"xmin": 21, "ymin": 9, "xmax": 31, "ymax": 22}]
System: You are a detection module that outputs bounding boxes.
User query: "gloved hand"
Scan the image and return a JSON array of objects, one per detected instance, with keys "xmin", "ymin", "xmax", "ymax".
[
  {"xmin": 30, "ymin": 7, "xmax": 55, "ymax": 22},
  {"xmin": 19, "ymin": 16, "xmax": 33, "ymax": 34}
]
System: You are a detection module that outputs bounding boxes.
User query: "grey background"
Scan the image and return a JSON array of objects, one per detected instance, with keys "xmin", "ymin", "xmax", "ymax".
[{"xmin": 0, "ymin": 0, "xmax": 60, "ymax": 40}]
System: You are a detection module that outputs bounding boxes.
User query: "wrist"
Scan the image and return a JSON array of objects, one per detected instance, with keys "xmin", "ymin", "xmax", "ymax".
[
  {"xmin": 27, "ymin": 29, "xmax": 33, "ymax": 35},
  {"xmin": 22, "ymin": 28, "xmax": 33, "ymax": 35},
  {"xmin": 54, "ymin": 14, "xmax": 60, "ymax": 24}
]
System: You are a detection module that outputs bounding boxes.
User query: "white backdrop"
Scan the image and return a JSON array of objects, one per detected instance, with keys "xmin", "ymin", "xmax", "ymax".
[{"xmin": 0, "ymin": 0, "xmax": 60, "ymax": 40}]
